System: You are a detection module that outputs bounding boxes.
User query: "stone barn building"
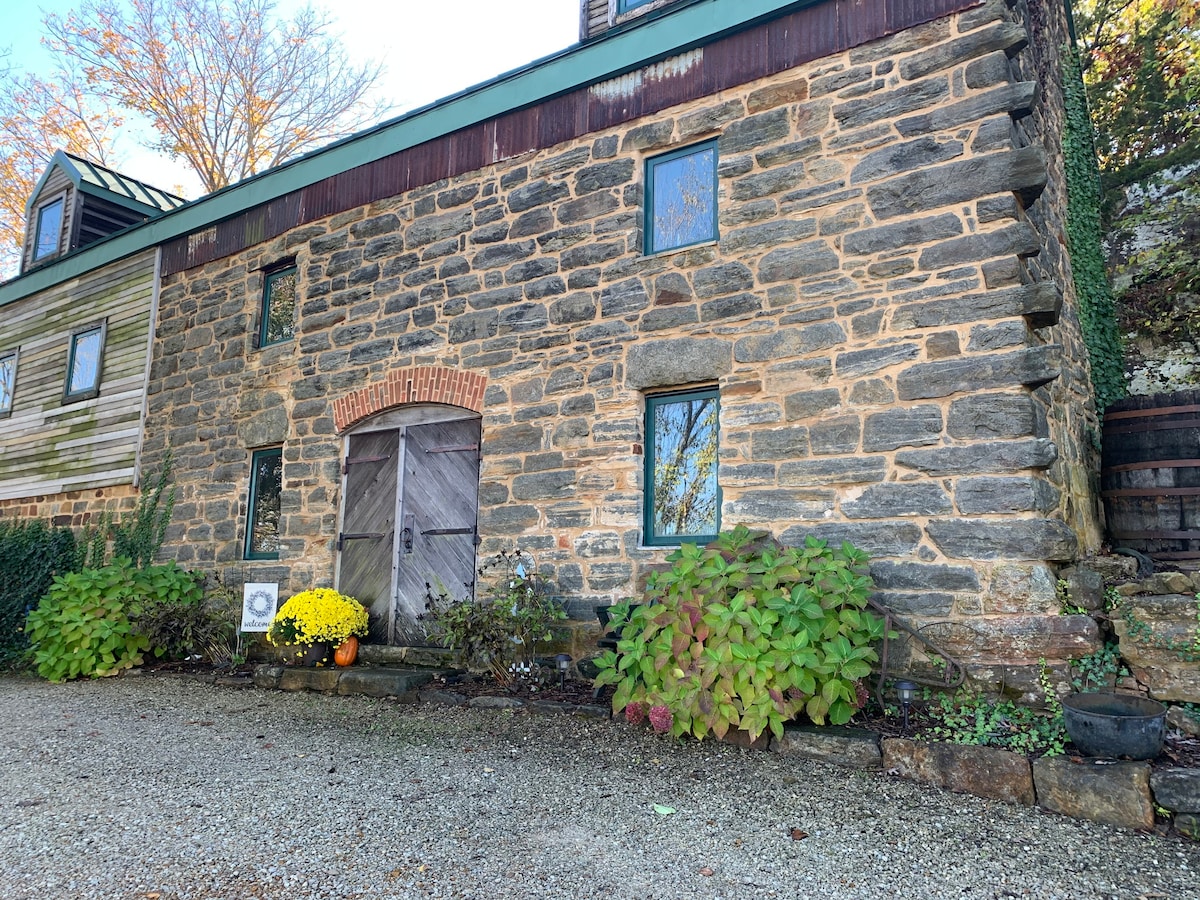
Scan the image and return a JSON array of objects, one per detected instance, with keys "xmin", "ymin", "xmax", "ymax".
[{"xmin": 0, "ymin": 0, "xmax": 1105, "ymax": 688}]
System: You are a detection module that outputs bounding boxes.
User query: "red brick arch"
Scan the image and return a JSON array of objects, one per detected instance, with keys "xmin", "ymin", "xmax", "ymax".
[{"xmin": 333, "ymin": 366, "xmax": 486, "ymax": 433}]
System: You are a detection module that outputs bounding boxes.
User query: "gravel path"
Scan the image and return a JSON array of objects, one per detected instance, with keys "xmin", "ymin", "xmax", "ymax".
[{"xmin": 0, "ymin": 675, "xmax": 1196, "ymax": 900}]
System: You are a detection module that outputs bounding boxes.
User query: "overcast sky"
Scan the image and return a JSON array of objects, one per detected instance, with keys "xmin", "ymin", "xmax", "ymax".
[{"xmin": 4, "ymin": 0, "xmax": 581, "ymax": 196}]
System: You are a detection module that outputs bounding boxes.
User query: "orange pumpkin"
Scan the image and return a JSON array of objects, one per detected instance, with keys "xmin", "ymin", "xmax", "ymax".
[{"xmin": 334, "ymin": 636, "xmax": 359, "ymax": 667}]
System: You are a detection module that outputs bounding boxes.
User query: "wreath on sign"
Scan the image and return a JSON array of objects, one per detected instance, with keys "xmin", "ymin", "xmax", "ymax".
[{"xmin": 246, "ymin": 588, "xmax": 274, "ymax": 620}]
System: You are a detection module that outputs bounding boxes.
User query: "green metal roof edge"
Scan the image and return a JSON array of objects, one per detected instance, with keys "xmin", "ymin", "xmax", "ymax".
[
  {"xmin": 75, "ymin": 181, "xmax": 173, "ymax": 218},
  {"xmin": 1, "ymin": 0, "xmax": 810, "ymax": 307}
]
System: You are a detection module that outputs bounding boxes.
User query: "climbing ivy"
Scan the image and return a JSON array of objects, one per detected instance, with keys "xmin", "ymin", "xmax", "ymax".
[{"xmin": 1061, "ymin": 46, "xmax": 1125, "ymax": 419}]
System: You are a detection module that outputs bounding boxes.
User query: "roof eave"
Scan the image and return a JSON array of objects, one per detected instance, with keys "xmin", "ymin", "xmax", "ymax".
[{"xmin": 1, "ymin": 0, "xmax": 813, "ymax": 305}]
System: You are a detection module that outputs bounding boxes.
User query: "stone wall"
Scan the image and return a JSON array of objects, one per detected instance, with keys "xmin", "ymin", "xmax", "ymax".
[
  {"xmin": 0, "ymin": 484, "xmax": 140, "ymax": 529},
  {"xmin": 144, "ymin": 0, "xmax": 1103, "ymax": 678}
]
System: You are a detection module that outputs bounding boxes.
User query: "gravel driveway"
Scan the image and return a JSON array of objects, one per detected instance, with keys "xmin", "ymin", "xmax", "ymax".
[{"xmin": 1, "ymin": 675, "xmax": 1196, "ymax": 899}]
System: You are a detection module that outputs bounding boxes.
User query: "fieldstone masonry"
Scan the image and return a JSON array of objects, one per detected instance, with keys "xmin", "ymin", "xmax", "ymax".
[{"xmin": 139, "ymin": 0, "xmax": 1104, "ymax": 680}]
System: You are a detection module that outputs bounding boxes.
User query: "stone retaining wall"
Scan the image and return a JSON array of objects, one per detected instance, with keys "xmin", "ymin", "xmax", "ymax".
[{"xmin": 140, "ymin": 0, "xmax": 1102, "ymax": 678}]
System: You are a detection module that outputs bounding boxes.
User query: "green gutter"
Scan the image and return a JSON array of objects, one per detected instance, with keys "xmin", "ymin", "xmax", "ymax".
[{"xmin": 1, "ymin": 0, "xmax": 812, "ymax": 307}]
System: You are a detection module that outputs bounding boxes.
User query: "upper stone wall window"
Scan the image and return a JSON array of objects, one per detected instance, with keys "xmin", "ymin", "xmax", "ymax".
[
  {"xmin": 259, "ymin": 265, "xmax": 297, "ymax": 347},
  {"xmin": 64, "ymin": 322, "xmax": 106, "ymax": 402},
  {"xmin": 0, "ymin": 349, "xmax": 17, "ymax": 418},
  {"xmin": 645, "ymin": 140, "xmax": 718, "ymax": 255},
  {"xmin": 245, "ymin": 446, "xmax": 283, "ymax": 560},
  {"xmin": 644, "ymin": 387, "xmax": 721, "ymax": 546},
  {"xmin": 33, "ymin": 197, "xmax": 65, "ymax": 262}
]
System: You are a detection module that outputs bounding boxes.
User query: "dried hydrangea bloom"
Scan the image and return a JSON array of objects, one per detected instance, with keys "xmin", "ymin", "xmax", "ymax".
[{"xmin": 648, "ymin": 705, "xmax": 673, "ymax": 734}]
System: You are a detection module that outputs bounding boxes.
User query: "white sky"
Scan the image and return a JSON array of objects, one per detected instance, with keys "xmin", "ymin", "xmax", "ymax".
[{"xmin": 3, "ymin": 0, "xmax": 581, "ymax": 197}]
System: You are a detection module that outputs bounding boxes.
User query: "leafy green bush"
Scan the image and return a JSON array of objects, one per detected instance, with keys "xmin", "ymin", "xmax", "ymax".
[
  {"xmin": 422, "ymin": 549, "xmax": 565, "ymax": 684},
  {"xmin": 0, "ymin": 519, "xmax": 82, "ymax": 664},
  {"xmin": 132, "ymin": 568, "xmax": 231, "ymax": 663},
  {"xmin": 24, "ymin": 558, "xmax": 200, "ymax": 682},
  {"xmin": 594, "ymin": 526, "xmax": 886, "ymax": 742}
]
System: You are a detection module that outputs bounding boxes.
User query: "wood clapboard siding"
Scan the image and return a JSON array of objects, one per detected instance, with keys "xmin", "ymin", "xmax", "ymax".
[
  {"xmin": 582, "ymin": 0, "xmax": 609, "ymax": 39},
  {"xmin": 0, "ymin": 249, "xmax": 157, "ymax": 501}
]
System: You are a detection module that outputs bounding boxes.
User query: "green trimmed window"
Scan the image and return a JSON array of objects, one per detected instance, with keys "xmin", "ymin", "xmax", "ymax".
[
  {"xmin": 618, "ymin": 0, "xmax": 657, "ymax": 11},
  {"xmin": 259, "ymin": 266, "xmax": 297, "ymax": 347},
  {"xmin": 245, "ymin": 447, "xmax": 283, "ymax": 560},
  {"xmin": 33, "ymin": 198, "xmax": 64, "ymax": 261},
  {"xmin": 645, "ymin": 140, "xmax": 718, "ymax": 255},
  {"xmin": 644, "ymin": 388, "xmax": 721, "ymax": 546},
  {"xmin": 64, "ymin": 322, "xmax": 106, "ymax": 401},
  {"xmin": 0, "ymin": 349, "xmax": 16, "ymax": 418}
]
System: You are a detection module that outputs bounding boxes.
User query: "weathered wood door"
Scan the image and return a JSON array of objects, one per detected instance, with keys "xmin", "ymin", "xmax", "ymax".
[
  {"xmin": 338, "ymin": 415, "xmax": 480, "ymax": 644},
  {"xmin": 338, "ymin": 430, "xmax": 400, "ymax": 643},
  {"xmin": 393, "ymin": 419, "xmax": 480, "ymax": 642}
]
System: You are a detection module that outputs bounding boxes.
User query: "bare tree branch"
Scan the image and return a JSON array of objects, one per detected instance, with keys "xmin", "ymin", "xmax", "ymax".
[{"xmin": 44, "ymin": 0, "xmax": 389, "ymax": 193}]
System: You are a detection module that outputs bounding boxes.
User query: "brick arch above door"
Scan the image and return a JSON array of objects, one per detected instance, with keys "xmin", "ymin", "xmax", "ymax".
[{"xmin": 333, "ymin": 366, "xmax": 487, "ymax": 433}]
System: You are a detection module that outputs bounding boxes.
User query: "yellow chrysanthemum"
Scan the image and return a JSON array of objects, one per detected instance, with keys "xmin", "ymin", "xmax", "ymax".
[{"xmin": 266, "ymin": 588, "xmax": 369, "ymax": 648}]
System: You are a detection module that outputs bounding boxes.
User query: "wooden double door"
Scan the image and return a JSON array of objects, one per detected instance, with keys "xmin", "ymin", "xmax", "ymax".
[{"xmin": 337, "ymin": 413, "xmax": 480, "ymax": 643}]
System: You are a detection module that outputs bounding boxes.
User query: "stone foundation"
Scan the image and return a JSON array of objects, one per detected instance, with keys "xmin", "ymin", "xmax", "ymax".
[{"xmin": 0, "ymin": 484, "xmax": 141, "ymax": 529}]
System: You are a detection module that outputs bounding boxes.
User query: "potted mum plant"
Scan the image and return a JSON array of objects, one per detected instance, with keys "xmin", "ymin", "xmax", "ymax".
[{"xmin": 266, "ymin": 588, "xmax": 369, "ymax": 666}]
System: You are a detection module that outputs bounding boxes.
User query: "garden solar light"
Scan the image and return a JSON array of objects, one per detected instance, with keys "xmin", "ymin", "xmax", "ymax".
[
  {"xmin": 555, "ymin": 653, "xmax": 572, "ymax": 691},
  {"xmin": 895, "ymin": 679, "xmax": 917, "ymax": 733}
]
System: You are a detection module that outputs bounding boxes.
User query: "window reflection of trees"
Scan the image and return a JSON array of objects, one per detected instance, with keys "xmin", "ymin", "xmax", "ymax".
[
  {"xmin": 0, "ymin": 355, "xmax": 14, "ymax": 412},
  {"xmin": 69, "ymin": 330, "xmax": 102, "ymax": 394},
  {"xmin": 653, "ymin": 394, "xmax": 719, "ymax": 538},
  {"xmin": 250, "ymin": 451, "xmax": 282, "ymax": 555},
  {"xmin": 653, "ymin": 147, "xmax": 715, "ymax": 252},
  {"xmin": 264, "ymin": 271, "xmax": 296, "ymax": 344}
]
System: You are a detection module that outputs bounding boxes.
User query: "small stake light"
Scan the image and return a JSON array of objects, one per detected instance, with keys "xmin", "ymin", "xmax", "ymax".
[
  {"xmin": 554, "ymin": 653, "xmax": 572, "ymax": 691},
  {"xmin": 894, "ymin": 679, "xmax": 917, "ymax": 733}
]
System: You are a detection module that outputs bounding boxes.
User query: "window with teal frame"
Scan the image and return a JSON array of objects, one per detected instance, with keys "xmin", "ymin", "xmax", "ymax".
[
  {"xmin": 259, "ymin": 265, "xmax": 297, "ymax": 347},
  {"xmin": 645, "ymin": 140, "xmax": 718, "ymax": 255},
  {"xmin": 64, "ymin": 322, "xmax": 106, "ymax": 402},
  {"xmin": 618, "ymin": 0, "xmax": 657, "ymax": 11},
  {"xmin": 0, "ymin": 349, "xmax": 17, "ymax": 418},
  {"xmin": 33, "ymin": 197, "xmax": 64, "ymax": 261},
  {"xmin": 245, "ymin": 447, "xmax": 283, "ymax": 560},
  {"xmin": 644, "ymin": 387, "xmax": 721, "ymax": 546}
]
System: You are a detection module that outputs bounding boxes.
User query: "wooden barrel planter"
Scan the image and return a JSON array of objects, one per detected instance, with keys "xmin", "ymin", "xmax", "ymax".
[{"xmin": 1102, "ymin": 390, "xmax": 1200, "ymax": 563}]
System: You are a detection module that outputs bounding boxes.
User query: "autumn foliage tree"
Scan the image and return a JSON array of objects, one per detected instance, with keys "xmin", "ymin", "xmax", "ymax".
[
  {"xmin": 0, "ymin": 62, "xmax": 120, "ymax": 274},
  {"xmin": 1074, "ymin": 0, "xmax": 1200, "ymax": 385},
  {"xmin": 1075, "ymin": 0, "xmax": 1200, "ymax": 206},
  {"xmin": 44, "ymin": 0, "xmax": 387, "ymax": 194}
]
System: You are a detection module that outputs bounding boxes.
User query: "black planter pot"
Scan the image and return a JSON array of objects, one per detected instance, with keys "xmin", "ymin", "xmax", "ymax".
[{"xmin": 1062, "ymin": 692, "xmax": 1167, "ymax": 760}]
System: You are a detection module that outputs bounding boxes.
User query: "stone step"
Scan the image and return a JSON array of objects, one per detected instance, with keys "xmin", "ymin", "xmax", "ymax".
[
  {"xmin": 254, "ymin": 664, "xmax": 446, "ymax": 698},
  {"xmin": 356, "ymin": 644, "xmax": 460, "ymax": 668}
]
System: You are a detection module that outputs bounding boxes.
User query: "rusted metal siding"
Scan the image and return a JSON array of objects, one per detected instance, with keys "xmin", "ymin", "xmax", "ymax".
[{"xmin": 162, "ymin": 0, "xmax": 979, "ymax": 276}]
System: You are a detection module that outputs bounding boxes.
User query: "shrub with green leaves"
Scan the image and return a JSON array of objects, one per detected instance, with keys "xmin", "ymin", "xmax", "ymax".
[
  {"xmin": 24, "ymin": 558, "xmax": 201, "ymax": 682},
  {"xmin": 132, "ymin": 567, "xmax": 226, "ymax": 662},
  {"xmin": 594, "ymin": 526, "xmax": 887, "ymax": 742},
  {"xmin": 0, "ymin": 519, "xmax": 82, "ymax": 664}
]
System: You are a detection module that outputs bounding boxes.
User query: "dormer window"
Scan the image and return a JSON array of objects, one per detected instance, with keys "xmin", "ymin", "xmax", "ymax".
[
  {"xmin": 20, "ymin": 151, "xmax": 184, "ymax": 275},
  {"xmin": 33, "ymin": 197, "xmax": 65, "ymax": 261}
]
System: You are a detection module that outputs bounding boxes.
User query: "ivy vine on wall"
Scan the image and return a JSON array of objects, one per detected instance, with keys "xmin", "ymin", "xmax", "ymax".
[{"xmin": 1061, "ymin": 45, "xmax": 1125, "ymax": 418}]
